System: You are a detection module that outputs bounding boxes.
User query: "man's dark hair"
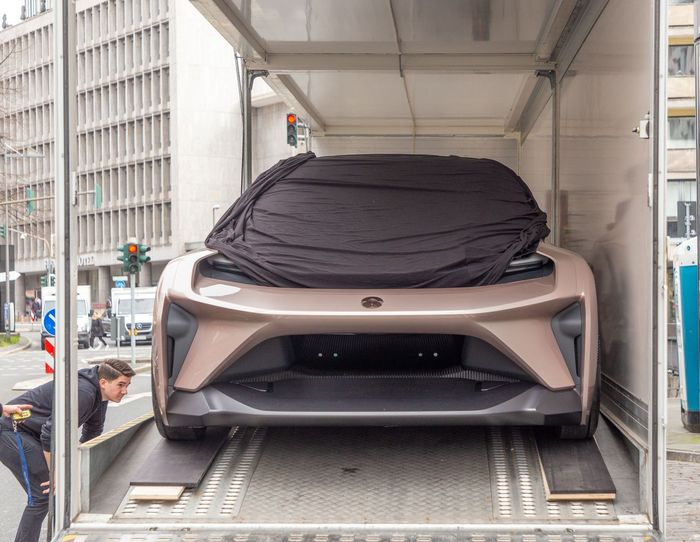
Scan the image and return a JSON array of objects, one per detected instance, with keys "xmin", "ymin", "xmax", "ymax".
[{"xmin": 97, "ymin": 359, "xmax": 136, "ymax": 381}]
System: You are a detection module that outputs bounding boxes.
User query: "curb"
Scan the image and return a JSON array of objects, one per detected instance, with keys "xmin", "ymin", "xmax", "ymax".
[
  {"xmin": 667, "ymin": 448, "xmax": 700, "ymax": 464},
  {"xmin": 13, "ymin": 375, "xmax": 53, "ymax": 391},
  {"xmin": 0, "ymin": 335, "xmax": 32, "ymax": 357}
]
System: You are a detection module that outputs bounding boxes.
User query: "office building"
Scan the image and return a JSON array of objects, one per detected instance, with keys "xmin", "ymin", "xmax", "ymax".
[{"xmin": 0, "ymin": 0, "xmax": 243, "ymax": 314}]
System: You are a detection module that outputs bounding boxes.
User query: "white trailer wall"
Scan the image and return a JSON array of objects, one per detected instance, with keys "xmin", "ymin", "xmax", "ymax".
[
  {"xmin": 556, "ymin": 0, "xmax": 654, "ymax": 445},
  {"xmin": 519, "ymin": 99, "xmax": 553, "ymax": 220}
]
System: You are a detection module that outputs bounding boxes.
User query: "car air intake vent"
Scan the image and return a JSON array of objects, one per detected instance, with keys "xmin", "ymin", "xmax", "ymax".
[
  {"xmin": 233, "ymin": 366, "xmax": 518, "ymax": 383},
  {"xmin": 496, "ymin": 253, "xmax": 553, "ymax": 284},
  {"xmin": 200, "ymin": 254, "xmax": 261, "ymax": 285},
  {"xmin": 202, "ymin": 252, "xmax": 553, "ymax": 287}
]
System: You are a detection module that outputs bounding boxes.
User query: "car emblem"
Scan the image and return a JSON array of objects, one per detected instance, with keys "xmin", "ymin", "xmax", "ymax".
[
  {"xmin": 136, "ymin": 323, "xmax": 142, "ymax": 330},
  {"xmin": 361, "ymin": 296, "xmax": 383, "ymax": 309}
]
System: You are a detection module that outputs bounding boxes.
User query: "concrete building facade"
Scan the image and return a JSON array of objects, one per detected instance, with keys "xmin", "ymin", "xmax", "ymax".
[{"xmin": 0, "ymin": 0, "xmax": 242, "ymax": 315}]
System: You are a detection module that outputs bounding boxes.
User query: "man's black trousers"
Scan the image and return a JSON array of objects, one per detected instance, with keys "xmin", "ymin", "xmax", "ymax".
[{"xmin": 0, "ymin": 423, "xmax": 49, "ymax": 542}]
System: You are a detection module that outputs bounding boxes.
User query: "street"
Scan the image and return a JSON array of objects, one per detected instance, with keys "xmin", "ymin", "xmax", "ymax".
[{"xmin": 0, "ymin": 329, "xmax": 153, "ymax": 538}]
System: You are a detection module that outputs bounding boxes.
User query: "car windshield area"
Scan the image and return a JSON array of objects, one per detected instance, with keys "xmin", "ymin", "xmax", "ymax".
[{"xmin": 118, "ymin": 298, "xmax": 155, "ymax": 314}]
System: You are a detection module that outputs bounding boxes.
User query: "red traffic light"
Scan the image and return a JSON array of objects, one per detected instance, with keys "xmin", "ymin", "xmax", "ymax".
[
  {"xmin": 128, "ymin": 243, "xmax": 138, "ymax": 254},
  {"xmin": 287, "ymin": 113, "xmax": 297, "ymax": 124}
]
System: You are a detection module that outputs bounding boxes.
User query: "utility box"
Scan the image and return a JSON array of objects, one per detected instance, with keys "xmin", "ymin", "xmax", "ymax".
[{"xmin": 673, "ymin": 237, "xmax": 700, "ymax": 432}]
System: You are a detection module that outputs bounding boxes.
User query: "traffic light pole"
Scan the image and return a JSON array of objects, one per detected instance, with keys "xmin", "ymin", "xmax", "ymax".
[{"xmin": 129, "ymin": 272, "xmax": 136, "ymax": 367}]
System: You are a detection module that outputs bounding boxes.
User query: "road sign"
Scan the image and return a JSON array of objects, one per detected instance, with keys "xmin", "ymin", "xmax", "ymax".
[
  {"xmin": 43, "ymin": 308, "xmax": 56, "ymax": 337},
  {"xmin": 44, "ymin": 337, "xmax": 55, "ymax": 374},
  {"xmin": 0, "ymin": 271, "xmax": 21, "ymax": 282},
  {"xmin": 115, "ymin": 280, "xmax": 126, "ymax": 288}
]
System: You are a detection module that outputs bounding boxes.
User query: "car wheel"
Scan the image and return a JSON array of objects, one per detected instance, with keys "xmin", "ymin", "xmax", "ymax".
[
  {"xmin": 557, "ymin": 338, "xmax": 601, "ymax": 440},
  {"xmin": 151, "ymin": 379, "xmax": 206, "ymax": 441}
]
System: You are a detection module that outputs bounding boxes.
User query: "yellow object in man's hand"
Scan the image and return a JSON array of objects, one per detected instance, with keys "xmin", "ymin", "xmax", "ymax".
[{"xmin": 10, "ymin": 409, "xmax": 31, "ymax": 422}]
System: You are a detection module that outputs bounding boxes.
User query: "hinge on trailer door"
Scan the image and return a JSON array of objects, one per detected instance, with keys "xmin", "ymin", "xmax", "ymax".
[{"xmin": 634, "ymin": 112, "xmax": 650, "ymax": 139}]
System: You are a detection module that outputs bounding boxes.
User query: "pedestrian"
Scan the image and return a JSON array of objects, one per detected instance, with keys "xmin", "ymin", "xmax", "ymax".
[
  {"xmin": 90, "ymin": 310, "xmax": 107, "ymax": 348},
  {"xmin": 0, "ymin": 359, "xmax": 135, "ymax": 542},
  {"xmin": 31, "ymin": 298, "xmax": 41, "ymax": 319}
]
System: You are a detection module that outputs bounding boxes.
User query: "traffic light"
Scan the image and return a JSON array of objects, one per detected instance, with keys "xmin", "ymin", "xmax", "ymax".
[
  {"xmin": 286, "ymin": 113, "xmax": 298, "ymax": 147},
  {"xmin": 49, "ymin": 274, "xmax": 55, "ymax": 287},
  {"xmin": 138, "ymin": 244, "xmax": 151, "ymax": 267},
  {"xmin": 127, "ymin": 243, "xmax": 139, "ymax": 274},
  {"xmin": 117, "ymin": 243, "xmax": 140, "ymax": 274},
  {"xmin": 0, "ymin": 225, "xmax": 6, "ymax": 238}
]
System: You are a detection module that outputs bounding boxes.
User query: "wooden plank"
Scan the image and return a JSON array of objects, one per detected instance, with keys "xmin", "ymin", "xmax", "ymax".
[
  {"xmin": 131, "ymin": 426, "xmax": 230, "ymax": 488},
  {"xmin": 129, "ymin": 485, "xmax": 185, "ymax": 501},
  {"xmin": 535, "ymin": 431, "xmax": 616, "ymax": 501}
]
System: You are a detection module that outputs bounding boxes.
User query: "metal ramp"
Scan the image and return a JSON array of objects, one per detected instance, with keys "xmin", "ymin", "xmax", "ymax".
[
  {"xmin": 113, "ymin": 426, "xmax": 617, "ymax": 524},
  {"xmin": 68, "ymin": 422, "xmax": 656, "ymax": 541}
]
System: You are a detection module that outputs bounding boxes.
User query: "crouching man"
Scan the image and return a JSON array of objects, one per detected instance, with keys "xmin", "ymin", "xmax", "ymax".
[{"xmin": 0, "ymin": 358, "xmax": 135, "ymax": 542}]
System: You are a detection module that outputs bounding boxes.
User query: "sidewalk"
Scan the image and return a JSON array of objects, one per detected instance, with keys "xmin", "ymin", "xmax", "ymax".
[
  {"xmin": 0, "ymin": 335, "xmax": 31, "ymax": 357},
  {"xmin": 667, "ymin": 398, "xmax": 700, "ymax": 463}
]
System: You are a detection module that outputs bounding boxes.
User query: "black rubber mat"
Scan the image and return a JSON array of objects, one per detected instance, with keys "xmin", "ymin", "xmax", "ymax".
[
  {"xmin": 130, "ymin": 426, "xmax": 229, "ymax": 488},
  {"xmin": 535, "ymin": 431, "xmax": 616, "ymax": 500}
]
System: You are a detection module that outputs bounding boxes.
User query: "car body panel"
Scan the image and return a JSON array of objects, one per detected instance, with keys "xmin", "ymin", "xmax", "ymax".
[{"xmin": 152, "ymin": 242, "xmax": 598, "ymax": 429}]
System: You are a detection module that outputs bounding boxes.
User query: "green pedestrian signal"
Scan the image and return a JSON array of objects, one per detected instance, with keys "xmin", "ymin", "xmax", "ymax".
[
  {"xmin": 138, "ymin": 244, "xmax": 151, "ymax": 267},
  {"xmin": 40, "ymin": 275, "xmax": 47, "ymax": 287},
  {"xmin": 117, "ymin": 244, "xmax": 133, "ymax": 273}
]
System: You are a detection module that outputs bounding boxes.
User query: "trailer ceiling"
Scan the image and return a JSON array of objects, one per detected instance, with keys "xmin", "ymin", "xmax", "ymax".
[{"xmin": 191, "ymin": 0, "xmax": 587, "ymax": 137}]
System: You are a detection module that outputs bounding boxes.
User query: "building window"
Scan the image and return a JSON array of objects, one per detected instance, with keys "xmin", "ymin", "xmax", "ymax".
[
  {"xmin": 669, "ymin": 45, "xmax": 695, "ymax": 76},
  {"xmin": 668, "ymin": 179, "xmax": 697, "ymax": 238},
  {"xmin": 668, "ymin": 116, "xmax": 696, "ymax": 149}
]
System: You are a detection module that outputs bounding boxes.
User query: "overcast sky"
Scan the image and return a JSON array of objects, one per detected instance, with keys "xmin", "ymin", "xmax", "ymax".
[{"xmin": 2, "ymin": 0, "xmax": 27, "ymax": 25}]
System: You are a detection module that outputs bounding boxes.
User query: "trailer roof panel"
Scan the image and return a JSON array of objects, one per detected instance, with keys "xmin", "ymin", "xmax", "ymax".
[
  {"xmin": 190, "ymin": 0, "xmax": 581, "ymax": 135},
  {"xmin": 224, "ymin": 0, "xmax": 556, "ymax": 55}
]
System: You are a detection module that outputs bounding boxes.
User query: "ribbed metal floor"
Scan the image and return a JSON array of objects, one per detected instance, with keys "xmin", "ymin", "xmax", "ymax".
[{"xmin": 114, "ymin": 426, "xmax": 617, "ymax": 524}]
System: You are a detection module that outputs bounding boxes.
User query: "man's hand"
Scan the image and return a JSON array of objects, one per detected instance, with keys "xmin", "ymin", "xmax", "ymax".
[
  {"xmin": 1, "ymin": 404, "xmax": 32, "ymax": 417},
  {"xmin": 43, "ymin": 451, "xmax": 52, "ymax": 494}
]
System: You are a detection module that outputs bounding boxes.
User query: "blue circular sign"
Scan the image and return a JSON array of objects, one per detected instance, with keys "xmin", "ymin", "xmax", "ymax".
[{"xmin": 43, "ymin": 308, "xmax": 56, "ymax": 337}]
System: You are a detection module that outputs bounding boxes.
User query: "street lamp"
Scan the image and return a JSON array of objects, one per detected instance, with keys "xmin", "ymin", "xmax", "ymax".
[
  {"xmin": 212, "ymin": 204, "xmax": 221, "ymax": 229},
  {"xmin": 1, "ymin": 142, "xmax": 44, "ymax": 337}
]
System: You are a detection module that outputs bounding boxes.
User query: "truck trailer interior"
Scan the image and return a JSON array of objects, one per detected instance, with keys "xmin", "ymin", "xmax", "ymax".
[{"xmin": 60, "ymin": 1, "xmax": 667, "ymax": 540}]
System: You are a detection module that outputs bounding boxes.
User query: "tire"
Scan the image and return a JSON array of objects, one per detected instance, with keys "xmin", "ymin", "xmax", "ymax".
[
  {"xmin": 557, "ymin": 338, "xmax": 601, "ymax": 440},
  {"xmin": 151, "ymin": 378, "xmax": 206, "ymax": 441}
]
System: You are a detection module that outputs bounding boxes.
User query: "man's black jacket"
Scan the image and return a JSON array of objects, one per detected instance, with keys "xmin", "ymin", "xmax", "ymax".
[{"xmin": 1, "ymin": 365, "xmax": 107, "ymax": 451}]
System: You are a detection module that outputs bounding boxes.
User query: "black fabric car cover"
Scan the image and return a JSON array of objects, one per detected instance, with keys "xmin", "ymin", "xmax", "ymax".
[{"xmin": 206, "ymin": 153, "xmax": 550, "ymax": 288}]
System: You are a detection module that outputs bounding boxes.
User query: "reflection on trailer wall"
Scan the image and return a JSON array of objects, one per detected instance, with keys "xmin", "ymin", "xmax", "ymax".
[
  {"xmin": 519, "ymin": 98, "xmax": 553, "ymax": 223},
  {"xmin": 557, "ymin": 0, "xmax": 653, "ymax": 440}
]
